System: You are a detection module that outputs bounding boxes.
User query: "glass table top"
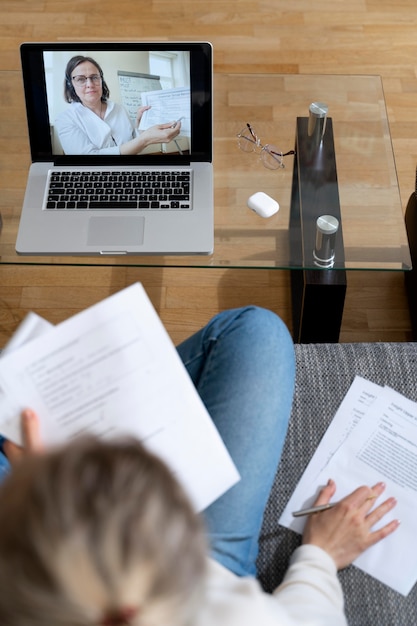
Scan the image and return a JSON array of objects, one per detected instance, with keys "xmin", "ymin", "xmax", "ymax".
[{"xmin": 0, "ymin": 71, "xmax": 411, "ymax": 270}]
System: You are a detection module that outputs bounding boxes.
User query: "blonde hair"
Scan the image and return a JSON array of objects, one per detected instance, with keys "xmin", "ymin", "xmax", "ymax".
[{"xmin": 0, "ymin": 437, "xmax": 207, "ymax": 626}]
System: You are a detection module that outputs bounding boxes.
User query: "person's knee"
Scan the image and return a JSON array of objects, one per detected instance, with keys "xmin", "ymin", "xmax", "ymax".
[
  {"xmin": 237, "ymin": 306, "xmax": 293, "ymax": 348},
  {"xmin": 239, "ymin": 307, "xmax": 295, "ymax": 376},
  {"xmin": 203, "ymin": 306, "xmax": 294, "ymax": 377}
]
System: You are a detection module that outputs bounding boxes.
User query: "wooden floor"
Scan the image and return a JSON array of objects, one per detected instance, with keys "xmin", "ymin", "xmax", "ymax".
[{"xmin": 1, "ymin": 0, "xmax": 417, "ymax": 345}]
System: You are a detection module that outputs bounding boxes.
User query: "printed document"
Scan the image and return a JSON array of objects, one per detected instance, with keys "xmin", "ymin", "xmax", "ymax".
[
  {"xmin": 138, "ymin": 87, "xmax": 191, "ymax": 136},
  {"xmin": 0, "ymin": 283, "xmax": 239, "ymax": 512},
  {"xmin": 280, "ymin": 375, "xmax": 417, "ymax": 595}
]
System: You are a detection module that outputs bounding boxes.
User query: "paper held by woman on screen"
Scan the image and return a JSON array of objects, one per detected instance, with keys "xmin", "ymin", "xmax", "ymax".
[{"xmin": 139, "ymin": 87, "xmax": 191, "ymax": 136}]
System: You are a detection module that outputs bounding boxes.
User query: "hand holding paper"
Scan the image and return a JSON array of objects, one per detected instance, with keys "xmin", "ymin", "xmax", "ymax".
[
  {"xmin": 0, "ymin": 283, "xmax": 239, "ymax": 513},
  {"xmin": 1, "ymin": 408, "xmax": 42, "ymax": 464},
  {"xmin": 139, "ymin": 87, "xmax": 191, "ymax": 136}
]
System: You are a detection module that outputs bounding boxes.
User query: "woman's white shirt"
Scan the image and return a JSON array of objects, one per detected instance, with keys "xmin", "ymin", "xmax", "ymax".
[{"xmin": 55, "ymin": 101, "xmax": 135, "ymax": 155}]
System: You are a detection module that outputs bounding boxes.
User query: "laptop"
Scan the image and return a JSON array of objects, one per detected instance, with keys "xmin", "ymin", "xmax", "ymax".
[{"xmin": 17, "ymin": 41, "xmax": 214, "ymax": 256}]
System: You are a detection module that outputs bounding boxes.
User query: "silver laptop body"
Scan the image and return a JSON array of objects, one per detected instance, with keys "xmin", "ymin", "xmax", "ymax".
[{"xmin": 17, "ymin": 41, "xmax": 213, "ymax": 256}]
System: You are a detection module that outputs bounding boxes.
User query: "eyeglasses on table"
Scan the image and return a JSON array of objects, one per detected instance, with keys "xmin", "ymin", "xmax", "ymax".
[{"xmin": 237, "ymin": 123, "xmax": 295, "ymax": 170}]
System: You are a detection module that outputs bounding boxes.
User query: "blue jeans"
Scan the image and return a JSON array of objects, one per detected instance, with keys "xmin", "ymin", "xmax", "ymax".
[{"xmin": 177, "ymin": 306, "xmax": 295, "ymax": 577}]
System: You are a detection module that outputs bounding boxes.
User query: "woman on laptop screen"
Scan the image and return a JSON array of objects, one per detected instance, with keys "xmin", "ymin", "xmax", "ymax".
[{"xmin": 55, "ymin": 55, "xmax": 181, "ymax": 156}]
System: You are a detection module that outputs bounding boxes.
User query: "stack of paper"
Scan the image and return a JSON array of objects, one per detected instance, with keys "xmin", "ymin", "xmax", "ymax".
[
  {"xmin": 0, "ymin": 283, "xmax": 239, "ymax": 512},
  {"xmin": 279, "ymin": 375, "xmax": 417, "ymax": 595}
]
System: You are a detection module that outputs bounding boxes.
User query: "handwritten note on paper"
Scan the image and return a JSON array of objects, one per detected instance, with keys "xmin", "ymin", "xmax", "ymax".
[
  {"xmin": 279, "ymin": 376, "xmax": 417, "ymax": 595},
  {"xmin": 0, "ymin": 283, "xmax": 239, "ymax": 512}
]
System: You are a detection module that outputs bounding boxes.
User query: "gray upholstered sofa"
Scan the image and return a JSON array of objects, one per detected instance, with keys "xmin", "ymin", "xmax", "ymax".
[{"xmin": 257, "ymin": 341, "xmax": 417, "ymax": 625}]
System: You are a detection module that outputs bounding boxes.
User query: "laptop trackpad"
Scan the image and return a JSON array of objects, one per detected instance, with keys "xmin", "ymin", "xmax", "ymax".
[{"xmin": 87, "ymin": 216, "xmax": 145, "ymax": 246}]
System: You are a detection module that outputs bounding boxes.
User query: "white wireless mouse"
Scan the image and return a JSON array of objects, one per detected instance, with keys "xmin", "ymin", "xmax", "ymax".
[{"xmin": 247, "ymin": 192, "xmax": 279, "ymax": 218}]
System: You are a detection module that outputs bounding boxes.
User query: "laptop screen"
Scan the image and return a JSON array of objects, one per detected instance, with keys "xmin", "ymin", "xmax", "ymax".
[{"xmin": 20, "ymin": 42, "xmax": 212, "ymax": 165}]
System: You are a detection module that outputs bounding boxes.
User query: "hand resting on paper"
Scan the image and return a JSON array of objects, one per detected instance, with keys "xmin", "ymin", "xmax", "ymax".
[
  {"xmin": 302, "ymin": 478, "xmax": 400, "ymax": 570},
  {"xmin": 2, "ymin": 409, "xmax": 42, "ymax": 463}
]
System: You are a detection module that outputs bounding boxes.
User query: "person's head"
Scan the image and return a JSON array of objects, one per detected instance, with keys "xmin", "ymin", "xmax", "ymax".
[
  {"xmin": 0, "ymin": 437, "xmax": 207, "ymax": 626},
  {"xmin": 64, "ymin": 56, "xmax": 110, "ymax": 105}
]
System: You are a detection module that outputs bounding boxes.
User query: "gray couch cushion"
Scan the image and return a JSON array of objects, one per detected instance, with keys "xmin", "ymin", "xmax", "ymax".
[{"xmin": 257, "ymin": 342, "xmax": 417, "ymax": 625}]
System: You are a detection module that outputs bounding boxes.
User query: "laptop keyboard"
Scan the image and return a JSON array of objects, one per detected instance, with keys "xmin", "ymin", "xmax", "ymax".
[{"xmin": 45, "ymin": 169, "xmax": 192, "ymax": 211}]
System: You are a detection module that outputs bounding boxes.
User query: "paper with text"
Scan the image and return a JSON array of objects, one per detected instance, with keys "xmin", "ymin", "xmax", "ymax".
[
  {"xmin": 280, "ymin": 375, "xmax": 417, "ymax": 595},
  {"xmin": 0, "ymin": 283, "xmax": 239, "ymax": 512},
  {"xmin": 139, "ymin": 87, "xmax": 191, "ymax": 136}
]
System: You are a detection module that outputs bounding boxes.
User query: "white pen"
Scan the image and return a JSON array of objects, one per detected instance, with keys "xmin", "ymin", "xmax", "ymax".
[{"xmin": 171, "ymin": 116, "xmax": 185, "ymax": 128}]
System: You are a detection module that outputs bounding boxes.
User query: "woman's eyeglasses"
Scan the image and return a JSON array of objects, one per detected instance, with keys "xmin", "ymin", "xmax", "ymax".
[
  {"xmin": 237, "ymin": 123, "xmax": 295, "ymax": 170},
  {"xmin": 72, "ymin": 74, "xmax": 102, "ymax": 86}
]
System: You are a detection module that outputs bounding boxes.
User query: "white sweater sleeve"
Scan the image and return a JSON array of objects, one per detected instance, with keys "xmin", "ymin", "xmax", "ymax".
[
  {"xmin": 272, "ymin": 544, "xmax": 348, "ymax": 625},
  {"xmin": 197, "ymin": 546, "xmax": 347, "ymax": 626}
]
